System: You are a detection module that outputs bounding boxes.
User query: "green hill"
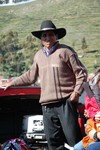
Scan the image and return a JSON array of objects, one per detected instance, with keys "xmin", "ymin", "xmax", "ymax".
[{"xmin": 0, "ymin": 0, "xmax": 100, "ymax": 76}]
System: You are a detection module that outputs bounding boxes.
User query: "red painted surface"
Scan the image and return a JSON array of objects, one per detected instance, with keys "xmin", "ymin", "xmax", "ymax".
[{"xmin": 0, "ymin": 86, "xmax": 41, "ymax": 97}]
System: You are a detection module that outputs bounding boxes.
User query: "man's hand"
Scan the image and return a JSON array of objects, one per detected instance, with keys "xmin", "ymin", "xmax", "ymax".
[
  {"xmin": 70, "ymin": 91, "xmax": 80, "ymax": 102},
  {"xmin": 0, "ymin": 79, "xmax": 13, "ymax": 90}
]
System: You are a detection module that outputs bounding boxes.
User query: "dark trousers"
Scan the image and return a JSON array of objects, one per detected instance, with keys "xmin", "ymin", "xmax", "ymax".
[{"xmin": 42, "ymin": 97, "xmax": 82, "ymax": 150}]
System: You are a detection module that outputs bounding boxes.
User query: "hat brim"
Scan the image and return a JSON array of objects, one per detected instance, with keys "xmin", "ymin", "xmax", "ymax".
[{"xmin": 31, "ymin": 28, "xmax": 66, "ymax": 39}]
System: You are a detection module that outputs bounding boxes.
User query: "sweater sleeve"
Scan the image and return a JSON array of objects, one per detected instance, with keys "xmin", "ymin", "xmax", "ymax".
[
  {"xmin": 69, "ymin": 53, "xmax": 88, "ymax": 95},
  {"xmin": 11, "ymin": 59, "xmax": 38, "ymax": 86}
]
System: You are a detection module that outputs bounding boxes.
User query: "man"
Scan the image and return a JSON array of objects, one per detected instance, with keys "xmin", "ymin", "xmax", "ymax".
[{"xmin": 1, "ymin": 20, "xmax": 87, "ymax": 150}]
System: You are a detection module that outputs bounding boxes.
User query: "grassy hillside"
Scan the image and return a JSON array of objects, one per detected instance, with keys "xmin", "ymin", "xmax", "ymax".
[{"xmin": 0, "ymin": 0, "xmax": 100, "ymax": 73}]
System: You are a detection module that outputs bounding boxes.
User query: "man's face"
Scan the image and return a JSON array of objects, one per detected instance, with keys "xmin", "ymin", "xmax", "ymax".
[{"xmin": 41, "ymin": 31, "xmax": 57, "ymax": 50}]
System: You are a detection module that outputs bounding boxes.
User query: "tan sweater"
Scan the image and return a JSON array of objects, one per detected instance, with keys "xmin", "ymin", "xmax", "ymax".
[{"xmin": 11, "ymin": 43, "xmax": 87, "ymax": 104}]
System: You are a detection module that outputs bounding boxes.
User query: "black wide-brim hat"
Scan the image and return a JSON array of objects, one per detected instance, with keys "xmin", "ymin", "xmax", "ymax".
[{"xmin": 31, "ymin": 20, "xmax": 66, "ymax": 39}]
